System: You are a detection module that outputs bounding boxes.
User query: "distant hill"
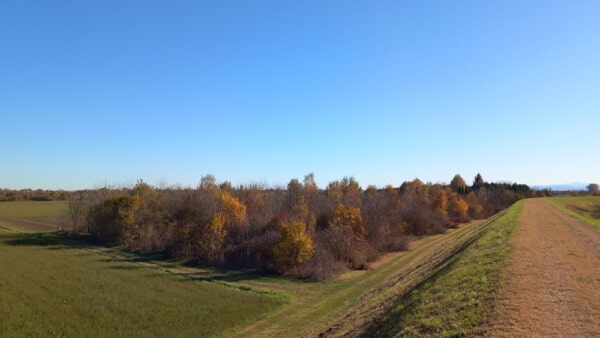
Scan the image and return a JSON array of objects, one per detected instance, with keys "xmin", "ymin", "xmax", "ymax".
[{"xmin": 532, "ymin": 182, "xmax": 589, "ymax": 191}]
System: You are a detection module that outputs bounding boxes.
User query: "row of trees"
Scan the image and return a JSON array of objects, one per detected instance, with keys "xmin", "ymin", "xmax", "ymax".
[
  {"xmin": 0, "ymin": 189, "xmax": 69, "ymax": 202},
  {"xmin": 68, "ymin": 174, "xmax": 529, "ymax": 279}
]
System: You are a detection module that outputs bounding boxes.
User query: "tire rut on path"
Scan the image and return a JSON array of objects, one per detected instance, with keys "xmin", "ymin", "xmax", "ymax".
[{"xmin": 487, "ymin": 198, "xmax": 600, "ymax": 337}]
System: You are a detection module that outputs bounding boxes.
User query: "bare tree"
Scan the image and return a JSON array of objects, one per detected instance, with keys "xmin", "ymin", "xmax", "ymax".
[{"xmin": 67, "ymin": 192, "xmax": 86, "ymax": 234}]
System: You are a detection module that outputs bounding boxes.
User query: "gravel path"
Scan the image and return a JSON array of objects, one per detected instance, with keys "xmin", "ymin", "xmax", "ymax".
[{"xmin": 487, "ymin": 198, "xmax": 600, "ymax": 337}]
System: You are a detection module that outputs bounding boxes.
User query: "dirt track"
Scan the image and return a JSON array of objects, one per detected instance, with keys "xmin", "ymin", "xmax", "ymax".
[{"xmin": 487, "ymin": 198, "xmax": 600, "ymax": 336}]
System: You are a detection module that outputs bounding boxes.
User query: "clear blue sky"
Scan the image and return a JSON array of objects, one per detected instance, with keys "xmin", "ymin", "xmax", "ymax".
[{"xmin": 1, "ymin": 1, "xmax": 599, "ymax": 190}]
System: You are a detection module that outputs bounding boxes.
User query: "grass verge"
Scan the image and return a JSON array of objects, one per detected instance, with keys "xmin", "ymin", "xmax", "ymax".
[
  {"xmin": 545, "ymin": 196, "xmax": 600, "ymax": 229},
  {"xmin": 365, "ymin": 200, "xmax": 524, "ymax": 337}
]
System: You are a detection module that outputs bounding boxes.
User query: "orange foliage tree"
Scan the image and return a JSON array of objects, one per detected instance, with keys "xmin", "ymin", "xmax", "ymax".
[
  {"xmin": 218, "ymin": 191, "xmax": 247, "ymax": 229},
  {"xmin": 448, "ymin": 193, "xmax": 469, "ymax": 222}
]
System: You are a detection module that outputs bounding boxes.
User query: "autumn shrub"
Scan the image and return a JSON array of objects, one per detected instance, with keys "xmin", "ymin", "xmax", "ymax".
[
  {"xmin": 348, "ymin": 241, "xmax": 379, "ymax": 270},
  {"xmin": 368, "ymin": 222, "xmax": 410, "ymax": 252},
  {"xmin": 298, "ymin": 241, "xmax": 345, "ymax": 281},
  {"xmin": 223, "ymin": 223, "xmax": 279, "ymax": 270},
  {"xmin": 386, "ymin": 236, "xmax": 410, "ymax": 252},
  {"xmin": 88, "ymin": 194, "xmax": 142, "ymax": 246},
  {"xmin": 167, "ymin": 222, "xmax": 192, "ymax": 259},
  {"xmin": 400, "ymin": 204, "xmax": 437, "ymax": 236},
  {"xmin": 273, "ymin": 221, "xmax": 314, "ymax": 275},
  {"xmin": 448, "ymin": 193, "xmax": 469, "ymax": 223},
  {"xmin": 318, "ymin": 226, "xmax": 353, "ymax": 263}
]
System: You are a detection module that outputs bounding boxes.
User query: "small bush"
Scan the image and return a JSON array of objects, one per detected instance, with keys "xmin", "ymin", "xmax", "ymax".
[
  {"xmin": 386, "ymin": 236, "xmax": 410, "ymax": 252},
  {"xmin": 298, "ymin": 243, "xmax": 346, "ymax": 281}
]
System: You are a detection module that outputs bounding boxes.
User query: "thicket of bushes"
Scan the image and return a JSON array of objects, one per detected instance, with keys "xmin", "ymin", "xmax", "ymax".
[{"xmin": 71, "ymin": 173, "xmax": 529, "ymax": 280}]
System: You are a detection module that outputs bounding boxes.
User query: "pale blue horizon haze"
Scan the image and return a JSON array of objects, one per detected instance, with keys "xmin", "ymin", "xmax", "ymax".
[{"xmin": 1, "ymin": 1, "xmax": 599, "ymax": 190}]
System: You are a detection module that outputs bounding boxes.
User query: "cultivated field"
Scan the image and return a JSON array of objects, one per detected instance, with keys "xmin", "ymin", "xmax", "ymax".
[
  {"xmin": 0, "ymin": 200, "xmax": 529, "ymax": 336},
  {"xmin": 486, "ymin": 197, "xmax": 600, "ymax": 336},
  {"xmin": 0, "ymin": 201, "xmax": 66, "ymax": 232},
  {"xmin": 0, "ymin": 202, "xmax": 284, "ymax": 337}
]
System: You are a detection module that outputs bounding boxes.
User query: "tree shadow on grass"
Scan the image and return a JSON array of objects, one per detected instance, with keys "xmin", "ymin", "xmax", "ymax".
[
  {"xmin": 3, "ymin": 232, "xmax": 97, "ymax": 249},
  {"xmin": 185, "ymin": 268, "xmax": 271, "ymax": 283},
  {"xmin": 4, "ymin": 232, "xmax": 62, "ymax": 247},
  {"xmin": 2, "ymin": 232, "xmax": 282, "ymax": 284},
  {"xmin": 108, "ymin": 264, "xmax": 141, "ymax": 270}
]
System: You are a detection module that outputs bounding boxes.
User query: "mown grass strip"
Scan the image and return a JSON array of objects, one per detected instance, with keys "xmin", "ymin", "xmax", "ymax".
[
  {"xmin": 545, "ymin": 196, "xmax": 600, "ymax": 229},
  {"xmin": 365, "ymin": 200, "xmax": 524, "ymax": 337}
]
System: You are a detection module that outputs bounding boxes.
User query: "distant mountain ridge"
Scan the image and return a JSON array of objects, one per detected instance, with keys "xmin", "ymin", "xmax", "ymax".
[{"xmin": 532, "ymin": 182, "xmax": 589, "ymax": 191}]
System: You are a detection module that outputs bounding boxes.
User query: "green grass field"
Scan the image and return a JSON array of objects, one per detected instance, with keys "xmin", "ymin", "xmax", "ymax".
[
  {"xmin": 0, "ymin": 202, "xmax": 286, "ymax": 337},
  {"xmin": 366, "ymin": 200, "xmax": 524, "ymax": 337},
  {"xmin": 546, "ymin": 196, "xmax": 600, "ymax": 229},
  {"xmin": 0, "ymin": 201, "xmax": 66, "ymax": 219}
]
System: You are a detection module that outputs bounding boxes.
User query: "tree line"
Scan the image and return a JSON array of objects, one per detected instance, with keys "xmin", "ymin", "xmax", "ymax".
[
  {"xmin": 0, "ymin": 189, "xmax": 69, "ymax": 202},
  {"xmin": 55, "ymin": 173, "xmax": 531, "ymax": 280}
]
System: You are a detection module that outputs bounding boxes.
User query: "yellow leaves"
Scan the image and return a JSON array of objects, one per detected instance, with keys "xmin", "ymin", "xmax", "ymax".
[
  {"xmin": 448, "ymin": 193, "xmax": 469, "ymax": 221},
  {"xmin": 332, "ymin": 203, "xmax": 366, "ymax": 240},
  {"xmin": 210, "ymin": 213, "xmax": 226, "ymax": 236},
  {"xmin": 203, "ymin": 212, "xmax": 227, "ymax": 261},
  {"xmin": 431, "ymin": 189, "xmax": 449, "ymax": 216},
  {"xmin": 274, "ymin": 221, "xmax": 314, "ymax": 273},
  {"xmin": 116, "ymin": 194, "xmax": 142, "ymax": 223},
  {"xmin": 454, "ymin": 199, "xmax": 468, "ymax": 218},
  {"xmin": 218, "ymin": 191, "xmax": 247, "ymax": 227}
]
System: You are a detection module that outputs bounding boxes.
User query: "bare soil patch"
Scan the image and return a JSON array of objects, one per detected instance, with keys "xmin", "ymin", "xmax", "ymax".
[
  {"xmin": 0, "ymin": 218, "xmax": 60, "ymax": 233},
  {"xmin": 487, "ymin": 198, "xmax": 600, "ymax": 336}
]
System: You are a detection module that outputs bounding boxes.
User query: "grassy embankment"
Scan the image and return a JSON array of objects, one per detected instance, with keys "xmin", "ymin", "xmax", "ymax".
[
  {"xmin": 0, "ymin": 201, "xmax": 286, "ymax": 337},
  {"xmin": 545, "ymin": 196, "xmax": 600, "ymax": 229},
  {"xmin": 366, "ymin": 200, "xmax": 524, "ymax": 337}
]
